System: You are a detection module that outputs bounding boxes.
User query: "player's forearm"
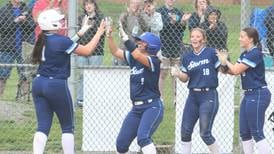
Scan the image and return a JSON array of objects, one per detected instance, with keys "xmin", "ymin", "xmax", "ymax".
[
  {"xmin": 131, "ymin": 50, "xmax": 150, "ymax": 67},
  {"xmin": 83, "ymin": 31, "xmax": 103, "ymax": 55},
  {"xmin": 226, "ymin": 60, "xmax": 242, "ymax": 75},
  {"xmin": 108, "ymin": 36, "xmax": 118, "ymax": 55},
  {"xmin": 107, "ymin": 36, "xmax": 124, "ymax": 59}
]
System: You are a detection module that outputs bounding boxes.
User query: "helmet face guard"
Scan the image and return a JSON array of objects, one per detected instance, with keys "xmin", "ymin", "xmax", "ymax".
[
  {"xmin": 38, "ymin": 9, "xmax": 65, "ymax": 31},
  {"xmin": 135, "ymin": 32, "xmax": 161, "ymax": 55}
]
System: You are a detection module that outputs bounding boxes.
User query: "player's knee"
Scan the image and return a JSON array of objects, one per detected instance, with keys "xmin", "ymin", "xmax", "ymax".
[
  {"xmin": 251, "ymin": 131, "xmax": 265, "ymax": 142},
  {"xmin": 37, "ymin": 128, "xmax": 50, "ymax": 136},
  {"xmin": 137, "ymin": 138, "xmax": 152, "ymax": 148},
  {"xmin": 61, "ymin": 126, "xmax": 74, "ymax": 134},
  {"xmin": 37, "ymin": 124, "xmax": 51, "ymax": 136},
  {"xmin": 181, "ymin": 127, "xmax": 192, "ymax": 142},
  {"xmin": 116, "ymin": 139, "xmax": 129, "ymax": 153},
  {"xmin": 240, "ymin": 132, "xmax": 252, "ymax": 141},
  {"xmin": 200, "ymin": 132, "xmax": 215, "ymax": 145}
]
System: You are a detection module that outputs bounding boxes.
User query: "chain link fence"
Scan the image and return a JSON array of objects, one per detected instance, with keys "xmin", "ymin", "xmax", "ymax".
[{"xmin": 0, "ymin": 0, "xmax": 273, "ymax": 153}]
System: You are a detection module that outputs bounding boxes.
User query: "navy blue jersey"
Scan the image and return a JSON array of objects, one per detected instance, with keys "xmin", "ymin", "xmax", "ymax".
[
  {"xmin": 37, "ymin": 34, "xmax": 78, "ymax": 79},
  {"xmin": 237, "ymin": 47, "xmax": 267, "ymax": 90},
  {"xmin": 124, "ymin": 51, "xmax": 161, "ymax": 101},
  {"xmin": 180, "ymin": 47, "xmax": 221, "ymax": 89}
]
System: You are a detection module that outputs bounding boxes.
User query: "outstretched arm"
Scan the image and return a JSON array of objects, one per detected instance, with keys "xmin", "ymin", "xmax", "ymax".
[
  {"xmin": 108, "ymin": 35, "xmax": 125, "ymax": 60},
  {"xmin": 216, "ymin": 50, "xmax": 248, "ymax": 75},
  {"xmin": 74, "ymin": 20, "xmax": 106, "ymax": 56},
  {"xmin": 171, "ymin": 66, "xmax": 189, "ymax": 82}
]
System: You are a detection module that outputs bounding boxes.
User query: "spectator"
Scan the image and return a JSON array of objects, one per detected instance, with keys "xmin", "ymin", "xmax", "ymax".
[
  {"xmin": 32, "ymin": 0, "xmax": 68, "ymax": 39},
  {"xmin": 157, "ymin": 0, "xmax": 190, "ymax": 99},
  {"xmin": 143, "ymin": 0, "xmax": 163, "ymax": 37},
  {"xmin": 76, "ymin": 0, "xmax": 105, "ymax": 107},
  {"xmin": 264, "ymin": 5, "xmax": 274, "ymax": 57},
  {"xmin": 188, "ymin": 0, "xmax": 211, "ymax": 31},
  {"xmin": 200, "ymin": 6, "xmax": 227, "ymax": 50},
  {"xmin": 113, "ymin": 0, "xmax": 147, "ymax": 66},
  {"xmin": 0, "ymin": 0, "xmax": 35, "ymax": 96}
]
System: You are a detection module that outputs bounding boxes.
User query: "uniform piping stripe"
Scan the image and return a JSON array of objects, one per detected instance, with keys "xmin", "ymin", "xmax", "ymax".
[
  {"xmin": 147, "ymin": 56, "xmax": 155, "ymax": 72},
  {"xmin": 181, "ymin": 66, "xmax": 187, "ymax": 73},
  {"xmin": 209, "ymin": 90, "xmax": 217, "ymax": 132},
  {"xmin": 237, "ymin": 58, "xmax": 242, "ymax": 63},
  {"xmin": 125, "ymin": 51, "xmax": 131, "ymax": 66},
  {"xmin": 242, "ymin": 58, "xmax": 256, "ymax": 68},
  {"xmin": 64, "ymin": 80, "xmax": 74, "ymax": 131},
  {"xmin": 66, "ymin": 43, "xmax": 78, "ymax": 54},
  {"xmin": 146, "ymin": 101, "xmax": 162, "ymax": 138},
  {"xmin": 215, "ymin": 61, "xmax": 221, "ymax": 68},
  {"xmin": 256, "ymin": 89, "xmax": 261, "ymax": 134}
]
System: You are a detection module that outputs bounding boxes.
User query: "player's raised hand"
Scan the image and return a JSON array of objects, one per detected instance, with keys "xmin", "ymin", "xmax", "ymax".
[
  {"xmin": 118, "ymin": 21, "xmax": 129, "ymax": 41},
  {"xmin": 171, "ymin": 65, "xmax": 181, "ymax": 78},
  {"xmin": 216, "ymin": 49, "xmax": 229, "ymax": 65},
  {"xmin": 96, "ymin": 19, "xmax": 106, "ymax": 36},
  {"xmin": 78, "ymin": 15, "xmax": 92, "ymax": 36},
  {"xmin": 105, "ymin": 16, "xmax": 113, "ymax": 37}
]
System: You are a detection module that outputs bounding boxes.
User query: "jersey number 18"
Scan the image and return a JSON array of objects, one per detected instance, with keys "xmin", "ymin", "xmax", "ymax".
[{"xmin": 203, "ymin": 68, "xmax": 210, "ymax": 76}]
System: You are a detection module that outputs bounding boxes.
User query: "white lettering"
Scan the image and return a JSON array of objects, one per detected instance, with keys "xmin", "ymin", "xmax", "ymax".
[
  {"xmin": 187, "ymin": 59, "xmax": 210, "ymax": 70},
  {"xmin": 130, "ymin": 67, "xmax": 144, "ymax": 75}
]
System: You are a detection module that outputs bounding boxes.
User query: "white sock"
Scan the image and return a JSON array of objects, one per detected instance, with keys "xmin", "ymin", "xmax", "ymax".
[
  {"xmin": 242, "ymin": 139, "xmax": 254, "ymax": 154},
  {"xmin": 141, "ymin": 143, "xmax": 157, "ymax": 154},
  {"xmin": 181, "ymin": 141, "xmax": 191, "ymax": 154},
  {"xmin": 33, "ymin": 132, "xmax": 47, "ymax": 154},
  {"xmin": 62, "ymin": 133, "xmax": 74, "ymax": 154},
  {"xmin": 257, "ymin": 139, "xmax": 271, "ymax": 154},
  {"xmin": 208, "ymin": 142, "xmax": 220, "ymax": 154}
]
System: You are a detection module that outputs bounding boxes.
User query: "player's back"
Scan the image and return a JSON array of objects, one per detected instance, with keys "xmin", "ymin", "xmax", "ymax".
[{"xmin": 37, "ymin": 33, "xmax": 75, "ymax": 79}]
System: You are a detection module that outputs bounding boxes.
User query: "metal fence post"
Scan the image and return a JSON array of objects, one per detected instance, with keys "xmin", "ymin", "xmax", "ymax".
[{"xmin": 68, "ymin": 0, "xmax": 77, "ymax": 105}]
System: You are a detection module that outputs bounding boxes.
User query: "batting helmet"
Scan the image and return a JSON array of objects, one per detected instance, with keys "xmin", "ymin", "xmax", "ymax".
[
  {"xmin": 135, "ymin": 32, "xmax": 161, "ymax": 55},
  {"xmin": 37, "ymin": 9, "xmax": 65, "ymax": 31}
]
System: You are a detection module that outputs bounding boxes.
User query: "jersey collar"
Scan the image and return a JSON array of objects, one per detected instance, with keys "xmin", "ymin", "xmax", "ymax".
[{"xmin": 193, "ymin": 47, "xmax": 206, "ymax": 56}]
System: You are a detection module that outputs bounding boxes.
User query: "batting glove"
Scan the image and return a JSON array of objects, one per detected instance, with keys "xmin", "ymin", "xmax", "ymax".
[
  {"xmin": 78, "ymin": 15, "xmax": 92, "ymax": 36},
  {"xmin": 118, "ymin": 21, "xmax": 129, "ymax": 42},
  {"xmin": 216, "ymin": 49, "xmax": 229, "ymax": 66}
]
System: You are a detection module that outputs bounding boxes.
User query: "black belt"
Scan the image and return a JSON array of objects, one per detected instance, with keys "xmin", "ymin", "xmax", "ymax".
[
  {"xmin": 191, "ymin": 88, "xmax": 214, "ymax": 92},
  {"xmin": 133, "ymin": 98, "xmax": 159, "ymax": 106},
  {"xmin": 245, "ymin": 86, "xmax": 267, "ymax": 92}
]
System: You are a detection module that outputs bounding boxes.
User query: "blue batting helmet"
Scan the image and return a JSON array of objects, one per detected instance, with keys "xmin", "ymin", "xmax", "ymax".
[{"xmin": 135, "ymin": 32, "xmax": 161, "ymax": 55}]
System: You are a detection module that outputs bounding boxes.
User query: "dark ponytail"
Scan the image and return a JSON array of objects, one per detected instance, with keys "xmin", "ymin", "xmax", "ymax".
[
  {"xmin": 31, "ymin": 32, "xmax": 46, "ymax": 64},
  {"xmin": 242, "ymin": 27, "xmax": 262, "ymax": 50}
]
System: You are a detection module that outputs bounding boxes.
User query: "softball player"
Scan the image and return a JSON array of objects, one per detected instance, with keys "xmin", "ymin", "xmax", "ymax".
[
  {"xmin": 107, "ymin": 24, "xmax": 164, "ymax": 154},
  {"xmin": 171, "ymin": 28, "xmax": 225, "ymax": 154},
  {"xmin": 217, "ymin": 27, "xmax": 272, "ymax": 154},
  {"xmin": 31, "ymin": 9, "xmax": 105, "ymax": 154}
]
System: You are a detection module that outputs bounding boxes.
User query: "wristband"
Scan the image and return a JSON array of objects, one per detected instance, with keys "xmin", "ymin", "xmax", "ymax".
[
  {"xmin": 124, "ymin": 40, "xmax": 137, "ymax": 53},
  {"xmin": 71, "ymin": 34, "xmax": 80, "ymax": 42}
]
